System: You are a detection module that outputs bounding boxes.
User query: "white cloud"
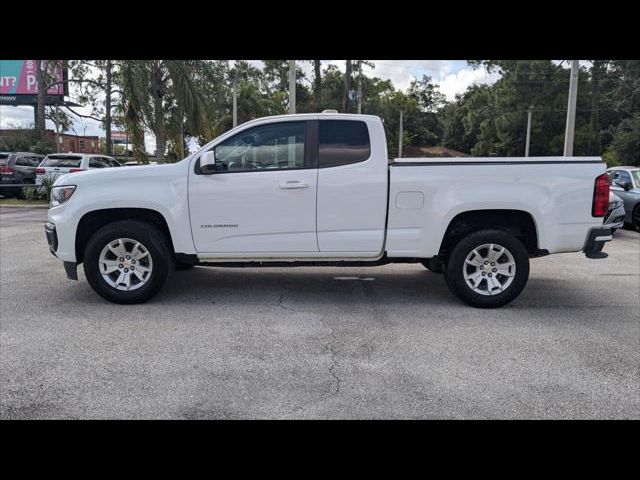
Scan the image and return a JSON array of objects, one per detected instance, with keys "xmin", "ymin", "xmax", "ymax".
[{"xmin": 438, "ymin": 65, "xmax": 501, "ymax": 101}]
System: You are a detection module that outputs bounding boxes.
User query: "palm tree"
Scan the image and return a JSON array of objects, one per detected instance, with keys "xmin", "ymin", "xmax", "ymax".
[{"xmin": 119, "ymin": 60, "xmax": 212, "ymax": 163}]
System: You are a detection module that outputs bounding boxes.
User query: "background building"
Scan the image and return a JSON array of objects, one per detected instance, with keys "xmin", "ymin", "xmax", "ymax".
[{"xmin": 0, "ymin": 129, "xmax": 100, "ymax": 154}]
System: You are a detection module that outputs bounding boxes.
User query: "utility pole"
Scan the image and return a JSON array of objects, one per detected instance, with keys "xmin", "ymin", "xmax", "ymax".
[
  {"xmin": 232, "ymin": 78, "xmax": 237, "ymax": 127},
  {"xmin": 563, "ymin": 60, "xmax": 579, "ymax": 156},
  {"xmin": 357, "ymin": 60, "xmax": 362, "ymax": 114},
  {"xmin": 525, "ymin": 106, "xmax": 533, "ymax": 157},
  {"xmin": 398, "ymin": 110, "xmax": 403, "ymax": 158},
  {"xmin": 343, "ymin": 60, "xmax": 352, "ymax": 113},
  {"xmin": 289, "ymin": 60, "xmax": 296, "ymax": 114}
]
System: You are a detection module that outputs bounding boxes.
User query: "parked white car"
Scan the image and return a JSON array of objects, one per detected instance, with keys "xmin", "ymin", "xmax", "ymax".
[
  {"xmin": 36, "ymin": 153, "xmax": 121, "ymax": 185},
  {"xmin": 44, "ymin": 113, "xmax": 612, "ymax": 308}
]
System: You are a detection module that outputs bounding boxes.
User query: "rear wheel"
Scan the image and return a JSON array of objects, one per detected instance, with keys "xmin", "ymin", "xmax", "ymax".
[
  {"xmin": 83, "ymin": 220, "xmax": 171, "ymax": 304},
  {"xmin": 444, "ymin": 229, "xmax": 530, "ymax": 308},
  {"xmin": 633, "ymin": 205, "xmax": 640, "ymax": 232}
]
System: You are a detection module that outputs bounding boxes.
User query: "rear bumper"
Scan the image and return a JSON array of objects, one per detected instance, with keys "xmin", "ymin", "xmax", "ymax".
[
  {"xmin": 0, "ymin": 176, "xmax": 21, "ymax": 194},
  {"xmin": 583, "ymin": 227, "xmax": 612, "ymax": 259}
]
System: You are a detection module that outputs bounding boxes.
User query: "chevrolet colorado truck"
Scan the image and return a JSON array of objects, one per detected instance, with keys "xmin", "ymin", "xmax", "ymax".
[{"xmin": 44, "ymin": 113, "xmax": 612, "ymax": 308}]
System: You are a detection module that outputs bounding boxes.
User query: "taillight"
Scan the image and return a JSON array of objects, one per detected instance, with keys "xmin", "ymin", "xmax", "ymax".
[
  {"xmin": 36, "ymin": 167, "xmax": 45, "ymax": 174},
  {"xmin": 592, "ymin": 173, "xmax": 610, "ymax": 217},
  {"xmin": 0, "ymin": 166, "xmax": 14, "ymax": 173},
  {"xmin": 68, "ymin": 168, "xmax": 86, "ymax": 173}
]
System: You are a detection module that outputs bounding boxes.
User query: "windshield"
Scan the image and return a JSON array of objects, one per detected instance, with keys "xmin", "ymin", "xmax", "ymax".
[
  {"xmin": 0, "ymin": 153, "xmax": 8, "ymax": 165},
  {"xmin": 42, "ymin": 155, "xmax": 82, "ymax": 168},
  {"xmin": 632, "ymin": 170, "xmax": 640, "ymax": 188}
]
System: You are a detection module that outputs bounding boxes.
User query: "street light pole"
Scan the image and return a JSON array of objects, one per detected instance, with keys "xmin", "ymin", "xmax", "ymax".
[
  {"xmin": 357, "ymin": 60, "xmax": 362, "ymax": 114},
  {"xmin": 398, "ymin": 109, "xmax": 403, "ymax": 158},
  {"xmin": 563, "ymin": 60, "xmax": 579, "ymax": 156},
  {"xmin": 525, "ymin": 106, "xmax": 533, "ymax": 157},
  {"xmin": 289, "ymin": 60, "xmax": 296, "ymax": 114},
  {"xmin": 232, "ymin": 78, "xmax": 237, "ymax": 128}
]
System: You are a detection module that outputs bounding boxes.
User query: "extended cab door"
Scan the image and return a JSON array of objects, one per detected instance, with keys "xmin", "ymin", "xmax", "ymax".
[
  {"xmin": 189, "ymin": 120, "xmax": 319, "ymax": 254},
  {"xmin": 316, "ymin": 117, "xmax": 388, "ymax": 253}
]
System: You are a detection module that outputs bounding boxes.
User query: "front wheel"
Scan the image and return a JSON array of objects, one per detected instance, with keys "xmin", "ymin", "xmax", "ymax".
[
  {"xmin": 633, "ymin": 205, "xmax": 640, "ymax": 232},
  {"xmin": 444, "ymin": 230, "xmax": 530, "ymax": 308},
  {"xmin": 83, "ymin": 220, "xmax": 171, "ymax": 304}
]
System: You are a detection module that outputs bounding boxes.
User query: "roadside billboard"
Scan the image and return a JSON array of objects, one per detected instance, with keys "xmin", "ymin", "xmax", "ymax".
[
  {"xmin": 0, "ymin": 60, "xmax": 68, "ymax": 105},
  {"xmin": 111, "ymin": 131, "xmax": 128, "ymax": 144}
]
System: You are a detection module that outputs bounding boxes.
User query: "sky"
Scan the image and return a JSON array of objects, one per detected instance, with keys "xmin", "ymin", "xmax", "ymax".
[{"xmin": 0, "ymin": 60, "xmax": 500, "ymax": 153}]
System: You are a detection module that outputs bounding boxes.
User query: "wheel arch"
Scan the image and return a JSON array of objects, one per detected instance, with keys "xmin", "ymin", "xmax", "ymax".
[
  {"xmin": 438, "ymin": 209, "xmax": 541, "ymax": 259},
  {"xmin": 75, "ymin": 208, "xmax": 175, "ymax": 264}
]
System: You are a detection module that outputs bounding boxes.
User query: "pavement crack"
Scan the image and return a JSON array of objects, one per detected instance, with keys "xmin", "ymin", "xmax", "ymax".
[{"xmin": 277, "ymin": 292, "xmax": 296, "ymax": 311}]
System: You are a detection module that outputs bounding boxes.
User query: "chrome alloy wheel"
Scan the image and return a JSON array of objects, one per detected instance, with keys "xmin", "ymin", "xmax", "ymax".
[
  {"xmin": 98, "ymin": 238, "xmax": 153, "ymax": 291},
  {"xmin": 463, "ymin": 243, "xmax": 516, "ymax": 296}
]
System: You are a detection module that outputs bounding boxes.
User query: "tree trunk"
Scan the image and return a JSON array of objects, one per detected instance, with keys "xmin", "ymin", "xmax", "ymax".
[
  {"xmin": 105, "ymin": 60, "xmax": 112, "ymax": 155},
  {"xmin": 151, "ymin": 62, "xmax": 165, "ymax": 163},
  {"xmin": 35, "ymin": 60, "xmax": 47, "ymax": 141},
  {"xmin": 314, "ymin": 60, "xmax": 322, "ymax": 110},
  {"xmin": 176, "ymin": 105, "xmax": 185, "ymax": 160}
]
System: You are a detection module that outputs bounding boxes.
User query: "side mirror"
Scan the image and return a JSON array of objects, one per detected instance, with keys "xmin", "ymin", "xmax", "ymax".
[
  {"xmin": 199, "ymin": 151, "xmax": 216, "ymax": 174},
  {"xmin": 615, "ymin": 180, "xmax": 632, "ymax": 191}
]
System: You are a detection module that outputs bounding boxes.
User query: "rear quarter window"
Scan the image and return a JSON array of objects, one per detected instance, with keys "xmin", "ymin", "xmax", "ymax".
[
  {"xmin": 42, "ymin": 156, "xmax": 83, "ymax": 168},
  {"xmin": 319, "ymin": 120, "xmax": 371, "ymax": 168}
]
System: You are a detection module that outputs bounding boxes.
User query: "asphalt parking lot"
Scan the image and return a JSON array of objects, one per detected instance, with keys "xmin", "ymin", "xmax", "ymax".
[{"xmin": 1, "ymin": 206, "xmax": 638, "ymax": 419}]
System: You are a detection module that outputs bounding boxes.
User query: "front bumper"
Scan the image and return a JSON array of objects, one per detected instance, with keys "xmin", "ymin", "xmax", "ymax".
[
  {"xmin": 583, "ymin": 227, "xmax": 612, "ymax": 259},
  {"xmin": 44, "ymin": 222, "xmax": 58, "ymax": 255},
  {"xmin": 603, "ymin": 204, "xmax": 626, "ymax": 230},
  {"xmin": 44, "ymin": 222, "xmax": 78, "ymax": 280}
]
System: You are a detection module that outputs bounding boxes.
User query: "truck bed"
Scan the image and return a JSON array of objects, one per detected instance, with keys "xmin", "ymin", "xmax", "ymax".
[{"xmin": 386, "ymin": 156, "xmax": 606, "ymax": 258}]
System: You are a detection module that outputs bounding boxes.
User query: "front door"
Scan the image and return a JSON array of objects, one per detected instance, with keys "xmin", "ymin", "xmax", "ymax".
[{"xmin": 189, "ymin": 120, "xmax": 319, "ymax": 254}]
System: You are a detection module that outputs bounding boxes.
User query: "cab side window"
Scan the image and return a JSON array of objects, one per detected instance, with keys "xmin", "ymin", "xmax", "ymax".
[
  {"xmin": 89, "ymin": 157, "xmax": 107, "ymax": 168},
  {"xmin": 213, "ymin": 122, "xmax": 306, "ymax": 173},
  {"xmin": 318, "ymin": 120, "xmax": 371, "ymax": 168}
]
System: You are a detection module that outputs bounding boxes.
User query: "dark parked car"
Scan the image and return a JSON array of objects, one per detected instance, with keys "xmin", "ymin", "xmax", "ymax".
[{"xmin": 0, "ymin": 152, "xmax": 45, "ymax": 198}]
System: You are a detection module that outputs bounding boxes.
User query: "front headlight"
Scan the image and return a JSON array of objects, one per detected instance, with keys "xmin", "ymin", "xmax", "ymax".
[{"xmin": 50, "ymin": 185, "xmax": 76, "ymax": 207}]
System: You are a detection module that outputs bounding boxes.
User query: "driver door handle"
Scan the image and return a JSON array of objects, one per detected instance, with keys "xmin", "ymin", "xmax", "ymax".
[{"xmin": 279, "ymin": 181, "xmax": 309, "ymax": 189}]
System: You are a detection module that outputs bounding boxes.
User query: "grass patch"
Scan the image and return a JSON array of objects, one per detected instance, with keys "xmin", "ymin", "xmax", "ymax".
[{"xmin": 0, "ymin": 198, "xmax": 49, "ymax": 206}]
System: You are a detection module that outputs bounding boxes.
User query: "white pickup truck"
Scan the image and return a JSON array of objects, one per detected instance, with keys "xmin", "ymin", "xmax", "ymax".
[{"xmin": 44, "ymin": 113, "xmax": 612, "ymax": 308}]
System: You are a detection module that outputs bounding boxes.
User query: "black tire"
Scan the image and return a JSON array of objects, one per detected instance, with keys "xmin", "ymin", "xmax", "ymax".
[
  {"xmin": 444, "ymin": 229, "xmax": 530, "ymax": 308},
  {"xmin": 633, "ymin": 205, "xmax": 640, "ymax": 232},
  {"xmin": 83, "ymin": 219, "xmax": 171, "ymax": 304},
  {"xmin": 421, "ymin": 257, "xmax": 444, "ymax": 274}
]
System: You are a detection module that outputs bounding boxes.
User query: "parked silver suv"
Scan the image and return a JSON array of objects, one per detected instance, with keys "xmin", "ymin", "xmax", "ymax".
[{"xmin": 607, "ymin": 167, "xmax": 640, "ymax": 231}]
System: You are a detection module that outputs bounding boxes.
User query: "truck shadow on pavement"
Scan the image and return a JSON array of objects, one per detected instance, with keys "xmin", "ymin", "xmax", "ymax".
[{"xmin": 138, "ymin": 265, "xmax": 608, "ymax": 311}]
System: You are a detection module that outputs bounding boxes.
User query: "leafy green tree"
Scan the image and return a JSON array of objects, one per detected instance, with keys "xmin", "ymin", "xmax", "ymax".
[
  {"xmin": 119, "ymin": 60, "xmax": 213, "ymax": 163},
  {"xmin": 604, "ymin": 113, "xmax": 640, "ymax": 166}
]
